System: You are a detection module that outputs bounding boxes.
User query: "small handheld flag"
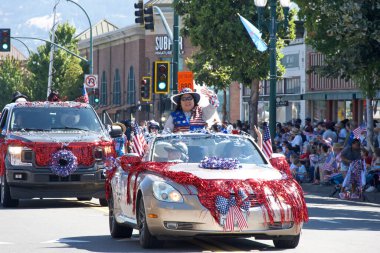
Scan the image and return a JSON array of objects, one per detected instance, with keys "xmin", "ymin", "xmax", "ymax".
[
  {"xmin": 238, "ymin": 14, "xmax": 268, "ymax": 52},
  {"xmin": 82, "ymin": 84, "xmax": 89, "ymax": 103},
  {"xmin": 263, "ymin": 123, "xmax": 273, "ymax": 159}
]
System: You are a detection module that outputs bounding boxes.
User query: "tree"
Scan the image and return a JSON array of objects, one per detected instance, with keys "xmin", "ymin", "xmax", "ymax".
[
  {"xmin": 174, "ymin": 0, "xmax": 295, "ymax": 131},
  {"xmin": 0, "ymin": 56, "xmax": 31, "ymax": 108},
  {"xmin": 27, "ymin": 22, "xmax": 84, "ymax": 101},
  {"xmin": 295, "ymin": 0, "xmax": 380, "ymax": 149}
]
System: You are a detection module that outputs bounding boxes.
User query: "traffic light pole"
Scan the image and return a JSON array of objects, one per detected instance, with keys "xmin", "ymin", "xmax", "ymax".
[{"xmin": 172, "ymin": 0, "xmax": 179, "ymax": 94}]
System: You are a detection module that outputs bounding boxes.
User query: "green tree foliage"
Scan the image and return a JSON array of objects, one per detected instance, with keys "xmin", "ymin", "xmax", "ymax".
[
  {"xmin": 295, "ymin": 0, "xmax": 380, "ymax": 149},
  {"xmin": 174, "ymin": 0, "xmax": 295, "ymax": 129},
  {"xmin": 27, "ymin": 22, "xmax": 84, "ymax": 101},
  {"xmin": 0, "ymin": 56, "xmax": 31, "ymax": 109}
]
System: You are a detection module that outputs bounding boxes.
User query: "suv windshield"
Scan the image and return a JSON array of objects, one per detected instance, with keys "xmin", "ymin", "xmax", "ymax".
[
  {"xmin": 10, "ymin": 106, "xmax": 103, "ymax": 132},
  {"xmin": 151, "ymin": 134, "xmax": 267, "ymax": 165}
]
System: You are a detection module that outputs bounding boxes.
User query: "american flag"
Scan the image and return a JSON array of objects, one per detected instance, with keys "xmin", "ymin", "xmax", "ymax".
[
  {"xmin": 353, "ymin": 124, "xmax": 366, "ymax": 139},
  {"xmin": 263, "ymin": 124, "xmax": 273, "ymax": 159},
  {"xmin": 82, "ymin": 84, "xmax": 89, "ymax": 103},
  {"xmin": 132, "ymin": 122, "xmax": 147, "ymax": 157}
]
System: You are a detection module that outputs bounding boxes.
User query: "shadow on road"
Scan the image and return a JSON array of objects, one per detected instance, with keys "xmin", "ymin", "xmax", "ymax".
[
  {"xmin": 0, "ymin": 198, "xmax": 101, "ymax": 210},
  {"xmin": 42, "ymin": 234, "xmax": 283, "ymax": 252},
  {"xmin": 304, "ymin": 194, "xmax": 380, "ymax": 231}
]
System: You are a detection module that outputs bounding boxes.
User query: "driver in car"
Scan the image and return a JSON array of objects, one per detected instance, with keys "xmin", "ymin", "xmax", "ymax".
[{"xmin": 164, "ymin": 142, "xmax": 188, "ymax": 162}]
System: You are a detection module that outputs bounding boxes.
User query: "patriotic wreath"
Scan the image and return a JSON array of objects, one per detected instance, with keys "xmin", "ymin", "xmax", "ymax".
[
  {"xmin": 50, "ymin": 149, "xmax": 78, "ymax": 177},
  {"xmin": 199, "ymin": 157, "xmax": 240, "ymax": 170}
]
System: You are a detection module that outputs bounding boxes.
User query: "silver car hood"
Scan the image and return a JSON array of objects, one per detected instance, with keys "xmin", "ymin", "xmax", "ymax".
[
  {"xmin": 166, "ymin": 163, "xmax": 282, "ymax": 181},
  {"xmin": 9, "ymin": 131, "xmax": 109, "ymax": 143}
]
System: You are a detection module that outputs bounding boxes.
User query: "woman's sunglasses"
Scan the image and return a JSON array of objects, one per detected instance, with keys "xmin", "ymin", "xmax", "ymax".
[{"xmin": 181, "ymin": 96, "xmax": 194, "ymax": 101}]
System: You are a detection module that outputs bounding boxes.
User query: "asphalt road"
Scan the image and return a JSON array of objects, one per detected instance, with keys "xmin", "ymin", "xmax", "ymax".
[{"xmin": 0, "ymin": 193, "xmax": 379, "ymax": 253}]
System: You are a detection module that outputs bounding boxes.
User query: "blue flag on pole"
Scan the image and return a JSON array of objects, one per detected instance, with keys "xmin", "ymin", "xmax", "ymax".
[{"xmin": 238, "ymin": 14, "xmax": 268, "ymax": 52}]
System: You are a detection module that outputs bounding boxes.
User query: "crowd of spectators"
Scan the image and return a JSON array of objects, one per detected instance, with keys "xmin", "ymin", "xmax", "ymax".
[{"xmin": 272, "ymin": 118, "xmax": 380, "ymax": 196}]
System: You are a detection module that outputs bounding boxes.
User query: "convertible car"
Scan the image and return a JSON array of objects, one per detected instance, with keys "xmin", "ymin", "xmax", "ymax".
[{"xmin": 106, "ymin": 133, "xmax": 308, "ymax": 249}]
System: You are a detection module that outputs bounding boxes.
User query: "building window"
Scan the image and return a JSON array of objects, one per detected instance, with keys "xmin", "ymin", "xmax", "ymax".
[
  {"xmin": 113, "ymin": 69, "xmax": 121, "ymax": 105},
  {"xmin": 284, "ymin": 77, "xmax": 301, "ymax": 94},
  {"xmin": 127, "ymin": 66, "xmax": 136, "ymax": 104},
  {"xmin": 101, "ymin": 71, "xmax": 107, "ymax": 105}
]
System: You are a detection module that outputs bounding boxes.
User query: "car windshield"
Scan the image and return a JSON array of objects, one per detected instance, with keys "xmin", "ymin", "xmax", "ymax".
[
  {"xmin": 151, "ymin": 134, "xmax": 267, "ymax": 165},
  {"xmin": 9, "ymin": 106, "xmax": 103, "ymax": 132}
]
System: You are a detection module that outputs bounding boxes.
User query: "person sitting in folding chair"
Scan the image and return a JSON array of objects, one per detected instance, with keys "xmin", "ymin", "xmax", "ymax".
[{"xmin": 340, "ymin": 159, "xmax": 366, "ymax": 200}]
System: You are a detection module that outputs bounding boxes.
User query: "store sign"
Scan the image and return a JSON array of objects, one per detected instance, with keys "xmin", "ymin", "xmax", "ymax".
[
  {"xmin": 155, "ymin": 35, "xmax": 184, "ymax": 55},
  {"xmin": 276, "ymin": 101, "xmax": 289, "ymax": 107}
]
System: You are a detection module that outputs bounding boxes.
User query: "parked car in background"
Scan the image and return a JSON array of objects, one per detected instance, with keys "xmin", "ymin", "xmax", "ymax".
[
  {"xmin": 0, "ymin": 101, "xmax": 116, "ymax": 207},
  {"xmin": 107, "ymin": 133, "xmax": 308, "ymax": 249}
]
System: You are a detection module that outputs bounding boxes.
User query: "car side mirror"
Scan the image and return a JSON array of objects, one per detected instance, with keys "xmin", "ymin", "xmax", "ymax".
[
  {"xmin": 110, "ymin": 124, "xmax": 123, "ymax": 138},
  {"xmin": 120, "ymin": 154, "xmax": 142, "ymax": 167}
]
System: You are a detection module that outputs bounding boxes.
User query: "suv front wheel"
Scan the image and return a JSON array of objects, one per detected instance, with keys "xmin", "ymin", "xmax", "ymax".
[{"xmin": 1, "ymin": 175, "xmax": 19, "ymax": 208}]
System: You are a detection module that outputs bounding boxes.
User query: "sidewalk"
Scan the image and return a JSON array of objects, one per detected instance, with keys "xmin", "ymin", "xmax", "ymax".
[{"xmin": 300, "ymin": 183, "xmax": 380, "ymax": 205}]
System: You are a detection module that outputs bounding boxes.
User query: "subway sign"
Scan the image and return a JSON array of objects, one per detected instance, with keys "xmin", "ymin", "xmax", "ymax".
[{"xmin": 155, "ymin": 35, "xmax": 184, "ymax": 55}]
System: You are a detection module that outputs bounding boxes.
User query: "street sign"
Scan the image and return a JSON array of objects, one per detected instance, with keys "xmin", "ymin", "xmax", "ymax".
[
  {"xmin": 178, "ymin": 71, "xmax": 194, "ymax": 91},
  {"xmin": 276, "ymin": 101, "xmax": 289, "ymax": 107},
  {"xmin": 84, "ymin": 74, "xmax": 98, "ymax": 89}
]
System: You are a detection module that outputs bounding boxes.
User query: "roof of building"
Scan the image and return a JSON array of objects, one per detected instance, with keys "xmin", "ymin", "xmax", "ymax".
[
  {"xmin": 0, "ymin": 45, "xmax": 27, "ymax": 61},
  {"xmin": 76, "ymin": 19, "xmax": 119, "ymax": 41},
  {"xmin": 146, "ymin": 0, "xmax": 173, "ymax": 5}
]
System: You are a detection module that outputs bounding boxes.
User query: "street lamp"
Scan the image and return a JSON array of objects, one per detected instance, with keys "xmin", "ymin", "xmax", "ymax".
[
  {"xmin": 66, "ymin": 0, "xmax": 93, "ymax": 74},
  {"xmin": 254, "ymin": 0, "xmax": 290, "ymax": 140}
]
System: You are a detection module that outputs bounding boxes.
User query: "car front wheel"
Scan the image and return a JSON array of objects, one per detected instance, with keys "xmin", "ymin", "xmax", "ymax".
[
  {"xmin": 108, "ymin": 192, "xmax": 133, "ymax": 238},
  {"xmin": 1, "ymin": 175, "xmax": 19, "ymax": 208},
  {"xmin": 273, "ymin": 234, "xmax": 300, "ymax": 249},
  {"xmin": 99, "ymin": 198, "xmax": 108, "ymax": 206},
  {"xmin": 138, "ymin": 197, "xmax": 162, "ymax": 248}
]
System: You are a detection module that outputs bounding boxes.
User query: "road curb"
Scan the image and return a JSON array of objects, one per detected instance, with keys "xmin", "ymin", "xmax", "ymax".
[{"xmin": 300, "ymin": 183, "xmax": 380, "ymax": 205}]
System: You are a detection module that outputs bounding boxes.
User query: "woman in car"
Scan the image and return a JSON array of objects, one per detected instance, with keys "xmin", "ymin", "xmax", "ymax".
[{"xmin": 163, "ymin": 87, "xmax": 219, "ymax": 133}]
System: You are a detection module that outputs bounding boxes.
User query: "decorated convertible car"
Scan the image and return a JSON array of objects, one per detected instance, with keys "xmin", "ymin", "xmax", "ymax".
[{"xmin": 106, "ymin": 133, "xmax": 308, "ymax": 249}]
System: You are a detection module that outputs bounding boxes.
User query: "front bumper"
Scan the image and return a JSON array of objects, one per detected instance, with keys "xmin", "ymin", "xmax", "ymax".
[
  {"xmin": 6, "ymin": 167, "xmax": 106, "ymax": 199},
  {"xmin": 143, "ymin": 195, "xmax": 302, "ymax": 238}
]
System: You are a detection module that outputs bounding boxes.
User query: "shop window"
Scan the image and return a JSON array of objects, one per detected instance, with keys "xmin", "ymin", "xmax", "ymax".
[
  {"xmin": 127, "ymin": 66, "xmax": 136, "ymax": 104},
  {"xmin": 113, "ymin": 69, "xmax": 121, "ymax": 105},
  {"xmin": 100, "ymin": 71, "xmax": 107, "ymax": 105}
]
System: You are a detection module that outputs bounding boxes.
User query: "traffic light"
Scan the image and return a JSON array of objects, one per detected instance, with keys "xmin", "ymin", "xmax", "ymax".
[
  {"xmin": 154, "ymin": 61, "xmax": 170, "ymax": 94},
  {"xmin": 144, "ymin": 6, "xmax": 154, "ymax": 30},
  {"xmin": 93, "ymin": 89, "xmax": 100, "ymax": 104},
  {"xmin": 134, "ymin": 1, "xmax": 144, "ymax": 25},
  {"xmin": 141, "ymin": 76, "xmax": 151, "ymax": 102},
  {"xmin": 0, "ymin": 28, "xmax": 11, "ymax": 52}
]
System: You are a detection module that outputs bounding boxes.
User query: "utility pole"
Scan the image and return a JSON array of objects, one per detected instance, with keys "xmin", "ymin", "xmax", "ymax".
[{"xmin": 47, "ymin": 0, "xmax": 60, "ymax": 98}]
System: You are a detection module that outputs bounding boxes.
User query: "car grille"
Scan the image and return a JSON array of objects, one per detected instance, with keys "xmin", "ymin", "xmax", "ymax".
[
  {"xmin": 230, "ymin": 193, "xmax": 262, "ymax": 207},
  {"xmin": 49, "ymin": 175, "xmax": 81, "ymax": 182}
]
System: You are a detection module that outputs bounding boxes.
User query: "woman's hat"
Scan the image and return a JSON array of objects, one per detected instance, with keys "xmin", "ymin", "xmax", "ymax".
[
  {"xmin": 170, "ymin": 88, "xmax": 201, "ymax": 105},
  {"xmin": 11, "ymin": 91, "xmax": 28, "ymax": 102},
  {"xmin": 112, "ymin": 122, "xmax": 126, "ymax": 133}
]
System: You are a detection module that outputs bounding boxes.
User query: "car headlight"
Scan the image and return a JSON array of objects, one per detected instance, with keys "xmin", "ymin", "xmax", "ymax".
[
  {"xmin": 152, "ymin": 181, "xmax": 183, "ymax": 203},
  {"xmin": 8, "ymin": 146, "xmax": 33, "ymax": 166}
]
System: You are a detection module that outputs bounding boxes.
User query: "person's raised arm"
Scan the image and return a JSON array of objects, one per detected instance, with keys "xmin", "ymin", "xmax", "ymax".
[{"xmin": 253, "ymin": 125, "xmax": 262, "ymax": 150}]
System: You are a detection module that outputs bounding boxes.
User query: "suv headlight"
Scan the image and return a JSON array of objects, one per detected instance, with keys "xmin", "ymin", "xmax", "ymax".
[
  {"xmin": 152, "ymin": 181, "xmax": 183, "ymax": 203},
  {"xmin": 8, "ymin": 146, "xmax": 33, "ymax": 166}
]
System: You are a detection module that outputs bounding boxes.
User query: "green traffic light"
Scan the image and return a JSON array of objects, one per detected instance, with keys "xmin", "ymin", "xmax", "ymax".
[
  {"xmin": 94, "ymin": 98, "xmax": 99, "ymax": 103},
  {"xmin": 2, "ymin": 44, "xmax": 8, "ymax": 50}
]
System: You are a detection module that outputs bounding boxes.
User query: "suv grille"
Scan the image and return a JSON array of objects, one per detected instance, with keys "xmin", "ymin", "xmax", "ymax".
[{"xmin": 49, "ymin": 175, "xmax": 81, "ymax": 182}]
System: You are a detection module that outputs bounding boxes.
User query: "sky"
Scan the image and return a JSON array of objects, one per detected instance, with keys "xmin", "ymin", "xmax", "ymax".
[{"xmin": 1, "ymin": 0, "xmax": 142, "ymax": 56}]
